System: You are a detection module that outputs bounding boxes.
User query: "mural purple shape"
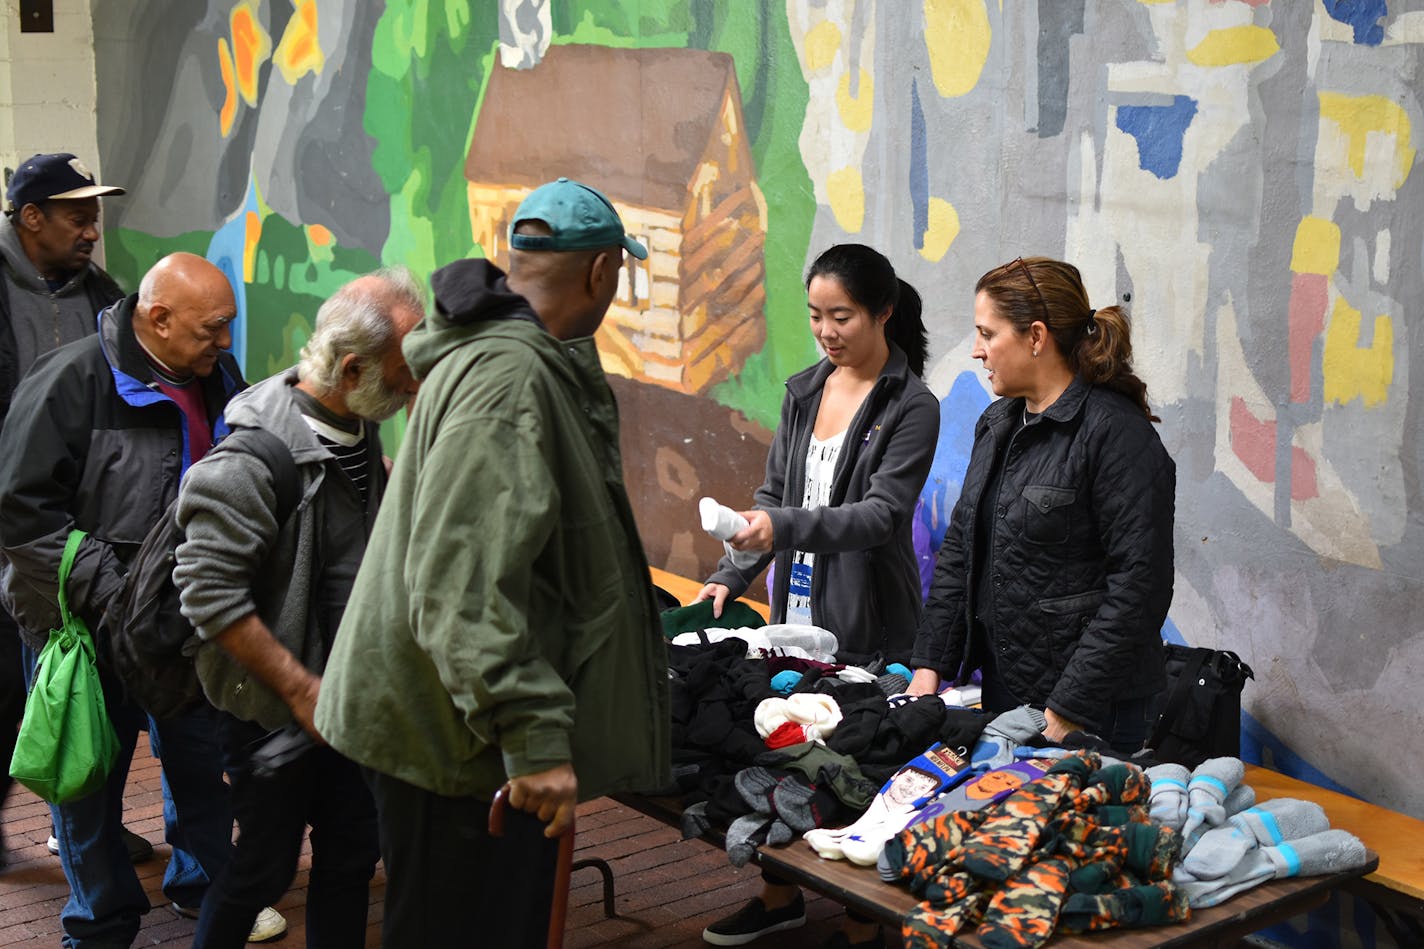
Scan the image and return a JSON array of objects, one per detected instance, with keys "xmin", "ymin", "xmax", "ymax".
[{"xmin": 1115, "ymin": 96, "xmax": 1199, "ymax": 179}]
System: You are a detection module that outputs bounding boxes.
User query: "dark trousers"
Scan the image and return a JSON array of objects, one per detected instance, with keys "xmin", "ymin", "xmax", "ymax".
[
  {"xmin": 0, "ymin": 610, "xmax": 23, "ymax": 852},
  {"xmin": 194, "ymin": 713, "xmax": 379, "ymax": 949},
  {"xmin": 364, "ymin": 768, "xmax": 559, "ymax": 949}
]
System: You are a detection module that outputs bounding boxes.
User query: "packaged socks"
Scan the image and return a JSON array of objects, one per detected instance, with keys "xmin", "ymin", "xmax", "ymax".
[{"xmin": 804, "ymin": 743, "xmax": 973, "ymax": 866}]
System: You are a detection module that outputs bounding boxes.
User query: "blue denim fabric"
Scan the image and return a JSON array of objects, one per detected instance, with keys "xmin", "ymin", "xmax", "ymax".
[{"xmin": 25, "ymin": 649, "xmax": 233, "ymax": 947}]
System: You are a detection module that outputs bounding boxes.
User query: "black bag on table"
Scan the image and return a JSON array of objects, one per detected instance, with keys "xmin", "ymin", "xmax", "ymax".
[{"xmin": 1143, "ymin": 643, "xmax": 1254, "ymax": 769}]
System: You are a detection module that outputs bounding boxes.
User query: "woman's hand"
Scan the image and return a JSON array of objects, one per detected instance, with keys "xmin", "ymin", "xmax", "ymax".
[
  {"xmin": 694, "ymin": 582, "xmax": 730, "ymax": 619},
  {"xmin": 906, "ymin": 668, "xmax": 941, "ymax": 696},
  {"xmin": 1043, "ymin": 708, "xmax": 1085, "ymax": 743},
  {"xmin": 730, "ymin": 510, "xmax": 774, "ymax": 552}
]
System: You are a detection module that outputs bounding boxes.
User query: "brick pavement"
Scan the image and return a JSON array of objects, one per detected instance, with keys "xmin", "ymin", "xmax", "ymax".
[{"xmin": 1, "ymin": 745, "xmax": 896, "ymax": 948}]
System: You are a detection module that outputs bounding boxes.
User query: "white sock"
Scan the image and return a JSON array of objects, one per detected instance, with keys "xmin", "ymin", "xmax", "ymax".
[{"xmin": 699, "ymin": 497, "xmax": 761, "ymax": 570}]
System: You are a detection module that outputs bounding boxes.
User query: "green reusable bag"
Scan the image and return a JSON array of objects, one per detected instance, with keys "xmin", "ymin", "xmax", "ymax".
[{"xmin": 9, "ymin": 529, "xmax": 120, "ymax": 803}]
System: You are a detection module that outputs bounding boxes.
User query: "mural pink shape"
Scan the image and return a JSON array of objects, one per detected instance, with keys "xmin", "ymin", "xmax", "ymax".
[
  {"xmin": 1229, "ymin": 397, "xmax": 1320, "ymax": 501},
  {"xmin": 1288, "ymin": 272, "xmax": 1328, "ymax": 403}
]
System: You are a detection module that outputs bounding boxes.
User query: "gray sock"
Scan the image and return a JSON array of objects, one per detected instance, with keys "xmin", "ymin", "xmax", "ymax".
[
  {"xmin": 735, "ymin": 766, "xmax": 781, "ymax": 815},
  {"xmin": 1224, "ymin": 782, "xmax": 1257, "ymax": 817},
  {"xmin": 876, "ymin": 672, "xmax": 911, "ymax": 696},
  {"xmin": 1179, "ymin": 799, "xmax": 1328, "ymax": 880},
  {"xmin": 1145, "ymin": 763, "xmax": 1191, "ymax": 829},
  {"xmin": 1181, "ymin": 829, "xmax": 1366, "ymax": 908},
  {"xmin": 680, "ymin": 800, "xmax": 712, "ymax": 840},
  {"xmin": 771, "ymin": 777, "xmax": 819, "ymax": 833},
  {"xmin": 1180, "ymin": 757, "xmax": 1246, "ymax": 852},
  {"xmin": 766, "ymin": 819, "xmax": 794, "ymax": 846},
  {"xmin": 725, "ymin": 813, "xmax": 770, "ymax": 868}
]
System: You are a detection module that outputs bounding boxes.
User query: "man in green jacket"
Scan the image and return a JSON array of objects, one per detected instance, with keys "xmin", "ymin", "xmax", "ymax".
[{"xmin": 314, "ymin": 178, "xmax": 671, "ymax": 948}]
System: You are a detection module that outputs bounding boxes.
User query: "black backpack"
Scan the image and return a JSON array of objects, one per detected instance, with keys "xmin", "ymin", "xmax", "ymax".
[{"xmin": 107, "ymin": 427, "xmax": 300, "ymax": 719}]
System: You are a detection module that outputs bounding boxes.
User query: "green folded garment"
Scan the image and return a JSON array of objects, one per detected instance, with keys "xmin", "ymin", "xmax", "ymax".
[{"xmin": 660, "ymin": 598, "xmax": 766, "ymax": 638}]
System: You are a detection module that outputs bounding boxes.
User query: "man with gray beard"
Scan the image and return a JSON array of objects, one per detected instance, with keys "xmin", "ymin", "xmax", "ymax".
[{"xmin": 170, "ymin": 268, "xmax": 424, "ymax": 949}]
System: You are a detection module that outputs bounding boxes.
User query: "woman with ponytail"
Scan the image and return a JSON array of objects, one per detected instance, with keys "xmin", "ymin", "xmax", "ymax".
[
  {"xmin": 698, "ymin": 244, "xmax": 938, "ymax": 948},
  {"xmin": 907, "ymin": 256, "xmax": 1175, "ymax": 751}
]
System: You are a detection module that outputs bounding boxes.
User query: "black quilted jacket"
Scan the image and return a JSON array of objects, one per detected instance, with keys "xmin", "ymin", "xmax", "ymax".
[{"xmin": 910, "ymin": 377, "xmax": 1174, "ymax": 731}]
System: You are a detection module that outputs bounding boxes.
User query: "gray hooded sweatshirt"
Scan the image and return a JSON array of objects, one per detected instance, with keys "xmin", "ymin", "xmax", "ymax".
[{"xmin": 0, "ymin": 212, "xmax": 122, "ymax": 396}]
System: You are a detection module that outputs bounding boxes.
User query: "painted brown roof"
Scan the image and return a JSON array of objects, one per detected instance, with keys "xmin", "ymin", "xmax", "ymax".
[{"xmin": 465, "ymin": 44, "xmax": 740, "ymax": 211}]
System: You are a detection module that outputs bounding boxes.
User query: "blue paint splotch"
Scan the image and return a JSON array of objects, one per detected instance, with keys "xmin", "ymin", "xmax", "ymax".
[
  {"xmin": 1115, "ymin": 96, "xmax": 1199, "ymax": 180},
  {"xmin": 909, "ymin": 78, "xmax": 929, "ymax": 251},
  {"xmin": 205, "ymin": 178, "xmax": 259, "ymax": 372},
  {"xmin": 1323, "ymin": 0, "xmax": 1386, "ymax": 46},
  {"xmin": 916, "ymin": 371, "xmax": 992, "ymax": 562}
]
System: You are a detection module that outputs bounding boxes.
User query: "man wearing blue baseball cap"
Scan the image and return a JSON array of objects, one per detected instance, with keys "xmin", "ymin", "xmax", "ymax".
[
  {"xmin": 1, "ymin": 152, "xmax": 127, "ymax": 427},
  {"xmin": 0, "ymin": 153, "xmax": 132, "ymax": 872},
  {"xmin": 316, "ymin": 178, "xmax": 670, "ymax": 947}
]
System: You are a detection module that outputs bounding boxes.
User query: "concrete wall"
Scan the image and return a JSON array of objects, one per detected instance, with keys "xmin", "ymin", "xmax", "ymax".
[
  {"xmin": 5, "ymin": 0, "xmax": 1420, "ymax": 842},
  {"xmin": 0, "ymin": 0, "xmax": 109, "ymax": 265}
]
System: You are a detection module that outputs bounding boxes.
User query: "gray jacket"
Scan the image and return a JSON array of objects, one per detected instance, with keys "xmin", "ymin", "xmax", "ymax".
[
  {"xmin": 174, "ymin": 369, "xmax": 384, "ymax": 729},
  {"xmin": 0, "ymin": 213, "xmax": 123, "ymax": 427},
  {"xmin": 708, "ymin": 344, "xmax": 940, "ymax": 665}
]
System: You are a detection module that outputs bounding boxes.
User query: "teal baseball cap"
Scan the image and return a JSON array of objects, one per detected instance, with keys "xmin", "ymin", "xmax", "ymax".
[{"xmin": 509, "ymin": 177, "xmax": 648, "ymax": 260}]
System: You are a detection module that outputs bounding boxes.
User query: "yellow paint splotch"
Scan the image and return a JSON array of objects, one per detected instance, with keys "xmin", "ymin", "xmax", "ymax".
[
  {"xmin": 923, "ymin": 0, "xmax": 990, "ymax": 98},
  {"xmin": 1322, "ymin": 296, "xmax": 1394, "ymax": 407},
  {"xmin": 275, "ymin": 0, "xmax": 324, "ymax": 84},
  {"xmin": 1290, "ymin": 216, "xmax": 1341, "ymax": 275},
  {"xmin": 217, "ymin": 38, "xmax": 238, "ymax": 136},
  {"xmin": 1187, "ymin": 25, "xmax": 1280, "ymax": 66},
  {"xmin": 827, "ymin": 166, "xmax": 865, "ymax": 233},
  {"xmin": 836, "ymin": 69, "xmax": 874, "ymax": 133},
  {"xmin": 230, "ymin": 2, "xmax": 272, "ymax": 107},
  {"xmin": 1318, "ymin": 93, "xmax": 1417, "ymax": 188},
  {"xmin": 919, "ymin": 197, "xmax": 961, "ymax": 262},
  {"xmin": 243, "ymin": 210, "xmax": 263, "ymax": 284},
  {"xmin": 804, "ymin": 20, "xmax": 842, "ymax": 73}
]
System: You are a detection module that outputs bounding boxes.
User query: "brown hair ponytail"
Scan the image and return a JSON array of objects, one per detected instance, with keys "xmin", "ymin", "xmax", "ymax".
[{"xmin": 976, "ymin": 257, "xmax": 1159, "ymax": 422}]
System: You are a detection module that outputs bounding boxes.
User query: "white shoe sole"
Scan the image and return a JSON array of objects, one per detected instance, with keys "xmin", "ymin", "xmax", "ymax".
[
  {"xmin": 701, "ymin": 913, "xmax": 806, "ymax": 946},
  {"xmin": 247, "ymin": 906, "xmax": 289, "ymax": 943}
]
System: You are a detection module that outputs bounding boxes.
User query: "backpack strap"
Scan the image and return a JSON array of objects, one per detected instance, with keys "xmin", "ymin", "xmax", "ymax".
[
  {"xmin": 218, "ymin": 427, "xmax": 301, "ymax": 524},
  {"xmin": 1147, "ymin": 644, "xmax": 1211, "ymax": 753}
]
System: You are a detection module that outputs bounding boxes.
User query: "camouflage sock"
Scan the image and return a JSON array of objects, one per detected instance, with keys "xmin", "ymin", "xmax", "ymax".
[{"xmin": 1058, "ymin": 880, "xmax": 1189, "ymax": 933}]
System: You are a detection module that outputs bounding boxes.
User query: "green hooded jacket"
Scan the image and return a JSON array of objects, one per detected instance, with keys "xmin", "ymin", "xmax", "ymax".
[{"xmin": 315, "ymin": 259, "xmax": 671, "ymax": 800}]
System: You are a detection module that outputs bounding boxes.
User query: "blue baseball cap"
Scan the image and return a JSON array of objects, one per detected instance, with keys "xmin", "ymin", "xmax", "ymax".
[
  {"xmin": 7, "ymin": 153, "xmax": 125, "ymax": 210},
  {"xmin": 509, "ymin": 178, "xmax": 648, "ymax": 260}
]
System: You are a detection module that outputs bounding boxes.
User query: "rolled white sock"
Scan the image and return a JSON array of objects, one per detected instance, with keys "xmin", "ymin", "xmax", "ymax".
[{"xmin": 700, "ymin": 497, "xmax": 749, "ymax": 540}]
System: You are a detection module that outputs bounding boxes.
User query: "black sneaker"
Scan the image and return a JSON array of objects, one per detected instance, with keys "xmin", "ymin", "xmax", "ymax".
[{"xmin": 702, "ymin": 894, "xmax": 806, "ymax": 946}]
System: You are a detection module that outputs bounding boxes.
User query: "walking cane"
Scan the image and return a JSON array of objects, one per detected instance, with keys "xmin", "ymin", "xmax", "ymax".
[{"xmin": 489, "ymin": 783, "xmax": 575, "ymax": 949}]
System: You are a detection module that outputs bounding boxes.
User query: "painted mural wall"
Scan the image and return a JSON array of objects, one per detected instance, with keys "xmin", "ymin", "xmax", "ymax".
[{"xmin": 88, "ymin": 0, "xmax": 1420, "ymax": 845}]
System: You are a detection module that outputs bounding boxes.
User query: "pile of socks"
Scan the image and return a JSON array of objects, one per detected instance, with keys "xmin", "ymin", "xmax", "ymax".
[
  {"xmin": 970, "ymin": 706, "xmax": 1049, "ymax": 770},
  {"xmin": 754, "ymin": 693, "xmax": 843, "ymax": 748},
  {"xmin": 1164, "ymin": 760, "xmax": 1369, "ymax": 908},
  {"xmin": 804, "ymin": 743, "xmax": 973, "ymax": 866},
  {"xmin": 883, "ymin": 752, "xmax": 1189, "ymax": 949},
  {"xmin": 713, "ymin": 743, "xmax": 880, "ymax": 866}
]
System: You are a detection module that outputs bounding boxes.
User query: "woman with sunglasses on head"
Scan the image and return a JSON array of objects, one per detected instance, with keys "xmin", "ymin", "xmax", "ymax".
[
  {"xmin": 906, "ymin": 257, "xmax": 1175, "ymax": 752},
  {"xmin": 697, "ymin": 243, "xmax": 938, "ymax": 949}
]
